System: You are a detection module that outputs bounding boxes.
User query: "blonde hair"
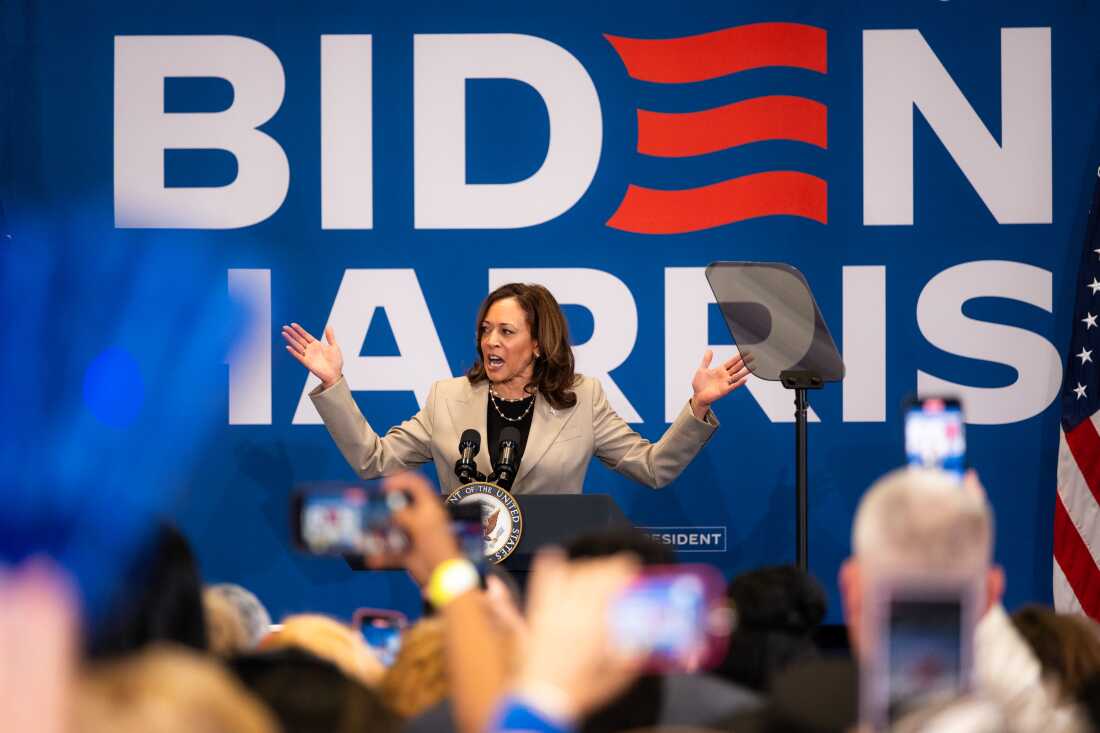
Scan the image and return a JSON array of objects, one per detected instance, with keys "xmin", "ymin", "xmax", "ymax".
[
  {"xmin": 73, "ymin": 644, "xmax": 277, "ymax": 733},
  {"xmin": 261, "ymin": 614, "xmax": 384, "ymax": 688},
  {"xmin": 380, "ymin": 618, "xmax": 448, "ymax": 718},
  {"xmin": 852, "ymin": 468, "xmax": 993, "ymax": 574}
]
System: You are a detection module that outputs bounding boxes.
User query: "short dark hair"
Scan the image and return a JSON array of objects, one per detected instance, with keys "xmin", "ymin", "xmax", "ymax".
[{"xmin": 87, "ymin": 522, "xmax": 207, "ymax": 658}]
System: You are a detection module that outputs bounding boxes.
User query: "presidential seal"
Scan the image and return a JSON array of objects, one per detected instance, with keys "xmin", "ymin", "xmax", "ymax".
[{"xmin": 445, "ymin": 482, "xmax": 523, "ymax": 564}]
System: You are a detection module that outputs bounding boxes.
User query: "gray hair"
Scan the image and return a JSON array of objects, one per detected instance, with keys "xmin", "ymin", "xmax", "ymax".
[
  {"xmin": 204, "ymin": 583, "xmax": 271, "ymax": 650},
  {"xmin": 852, "ymin": 468, "xmax": 994, "ymax": 574}
]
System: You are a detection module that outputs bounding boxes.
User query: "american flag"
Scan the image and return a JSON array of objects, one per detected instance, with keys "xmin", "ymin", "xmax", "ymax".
[{"xmin": 1055, "ymin": 166, "xmax": 1100, "ymax": 619}]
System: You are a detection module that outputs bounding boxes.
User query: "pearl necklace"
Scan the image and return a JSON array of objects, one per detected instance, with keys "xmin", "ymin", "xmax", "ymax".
[{"xmin": 489, "ymin": 386, "xmax": 535, "ymax": 422}]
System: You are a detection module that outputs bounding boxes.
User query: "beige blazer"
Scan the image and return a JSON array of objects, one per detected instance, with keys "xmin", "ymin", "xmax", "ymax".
[{"xmin": 310, "ymin": 374, "xmax": 719, "ymax": 495}]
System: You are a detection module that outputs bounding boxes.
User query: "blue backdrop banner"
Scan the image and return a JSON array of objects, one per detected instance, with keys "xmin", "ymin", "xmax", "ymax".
[{"xmin": 3, "ymin": 0, "xmax": 1100, "ymax": 623}]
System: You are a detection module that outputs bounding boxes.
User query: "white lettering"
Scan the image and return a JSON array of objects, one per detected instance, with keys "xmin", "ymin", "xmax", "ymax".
[
  {"xmin": 292, "ymin": 270, "xmax": 451, "ymax": 423},
  {"xmin": 863, "ymin": 28, "xmax": 1052, "ymax": 224},
  {"xmin": 916, "ymin": 260, "xmax": 1061, "ymax": 425},
  {"xmin": 413, "ymin": 34, "xmax": 602, "ymax": 228},
  {"xmin": 321, "ymin": 35, "xmax": 373, "ymax": 229},
  {"xmin": 843, "ymin": 266, "xmax": 887, "ymax": 421},
  {"xmin": 227, "ymin": 269, "xmax": 272, "ymax": 424},
  {"xmin": 114, "ymin": 35, "xmax": 289, "ymax": 228}
]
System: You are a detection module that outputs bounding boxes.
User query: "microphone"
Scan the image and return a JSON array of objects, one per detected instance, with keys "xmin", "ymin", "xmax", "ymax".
[
  {"xmin": 492, "ymin": 426, "xmax": 523, "ymax": 490},
  {"xmin": 454, "ymin": 429, "xmax": 485, "ymax": 484}
]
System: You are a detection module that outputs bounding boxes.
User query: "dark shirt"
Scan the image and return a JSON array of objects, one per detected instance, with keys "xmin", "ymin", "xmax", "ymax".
[{"xmin": 485, "ymin": 390, "xmax": 535, "ymax": 471}]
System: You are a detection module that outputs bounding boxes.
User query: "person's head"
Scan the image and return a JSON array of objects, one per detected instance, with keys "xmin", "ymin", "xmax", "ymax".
[
  {"xmin": 1010, "ymin": 605, "xmax": 1100, "ymax": 701},
  {"xmin": 260, "ymin": 613, "xmax": 384, "ymax": 688},
  {"xmin": 204, "ymin": 587, "xmax": 251, "ymax": 657},
  {"xmin": 204, "ymin": 583, "xmax": 271, "ymax": 650},
  {"xmin": 466, "ymin": 283, "xmax": 577, "ymax": 409},
  {"xmin": 379, "ymin": 617, "xmax": 447, "ymax": 718},
  {"xmin": 839, "ymin": 469, "xmax": 1002, "ymax": 655},
  {"xmin": 86, "ymin": 522, "xmax": 207, "ymax": 658},
  {"xmin": 73, "ymin": 644, "xmax": 277, "ymax": 733},
  {"xmin": 231, "ymin": 647, "xmax": 400, "ymax": 733},
  {"xmin": 718, "ymin": 565, "xmax": 826, "ymax": 691}
]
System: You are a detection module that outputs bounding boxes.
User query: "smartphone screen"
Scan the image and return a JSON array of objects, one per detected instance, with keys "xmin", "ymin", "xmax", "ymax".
[
  {"xmin": 885, "ymin": 599, "xmax": 964, "ymax": 723},
  {"xmin": 353, "ymin": 609, "xmax": 406, "ymax": 667},
  {"xmin": 608, "ymin": 564, "xmax": 731, "ymax": 672},
  {"xmin": 293, "ymin": 486, "xmax": 408, "ymax": 556},
  {"xmin": 904, "ymin": 397, "xmax": 965, "ymax": 481},
  {"xmin": 292, "ymin": 483, "xmax": 488, "ymax": 568},
  {"xmin": 449, "ymin": 502, "xmax": 488, "ymax": 572}
]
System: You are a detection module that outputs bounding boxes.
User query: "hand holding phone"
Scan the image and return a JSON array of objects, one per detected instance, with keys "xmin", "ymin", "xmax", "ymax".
[
  {"xmin": 291, "ymin": 474, "xmax": 485, "ymax": 586},
  {"xmin": 608, "ymin": 564, "xmax": 733, "ymax": 673},
  {"xmin": 859, "ymin": 575, "xmax": 980, "ymax": 730}
]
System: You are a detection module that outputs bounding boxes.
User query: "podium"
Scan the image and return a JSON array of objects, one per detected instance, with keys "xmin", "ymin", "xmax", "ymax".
[
  {"xmin": 344, "ymin": 493, "xmax": 630, "ymax": 572},
  {"xmin": 501, "ymin": 494, "xmax": 631, "ymax": 572}
]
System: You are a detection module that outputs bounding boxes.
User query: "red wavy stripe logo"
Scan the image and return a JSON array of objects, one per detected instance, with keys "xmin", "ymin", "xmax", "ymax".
[
  {"xmin": 606, "ymin": 172, "xmax": 827, "ymax": 234},
  {"xmin": 604, "ymin": 23, "xmax": 827, "ymax": 83},
  {"xmin": 637, "ymin": 96, "xmax": 827, "ymax": 157}
]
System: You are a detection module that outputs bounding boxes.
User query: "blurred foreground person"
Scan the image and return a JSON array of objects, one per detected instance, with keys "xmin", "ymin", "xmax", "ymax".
[
  {"xmin": 204, "ymin": 586, "xmax": 252, "ymax": 657},
  {"xmin": 231, "ymin": 647, "xmax": 400, "ymax": 733},
  {"xmin": 758, "ymin": 469, "xmax": 1081, "ymax": 733},
  {"xmin": 0, "ymin": 559, "xmax": 79, "ymax": 733},
  {"xmin": 493, "ymin": 549, "xmax": 647, "ymax": 733},
  {"xmin": 205, "ymin": 583, "xmax": 272, "ymax": 652},
  {"xmin": 1011, "ymin": 606, "xmax": 1100, "ymax": 703},
  {"xmin": 367, "ymin": 472, "xmax": 653, "ymax": 733},
  {"xmin": 380, "ymin": 617, "xmax": 449, "ymax": 718},
  {"xmin": 261, "ymin": 613, "xmax": 385, "ymax": 688},
  {"xmin": 565, "ymin": 528, "xmax": 760, "ymax": 731},
  {"xmin": 717, "ymin": 565, "xmax": 826, "ymax": 692},
  {"xmin": 74, "ymin": 645, "xmax": 277, "ymax": 733},
  {"xmin": 87, "ymin": 523, "xmax": 206, "ymax": 658}
]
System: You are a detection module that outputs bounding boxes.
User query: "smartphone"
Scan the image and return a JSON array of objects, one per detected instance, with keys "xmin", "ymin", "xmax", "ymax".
[
  {"xmin": 860, "ymin": 577, "xmax": 979, "ymax": 730},
  {"xmin": 291, "ymin": 483, "xmax": 488, "ymax": 569},
  {"xmin": 903, "ymin": 396, "xmax": 965, "ymax": 481},
  {"xmin": 291, "ymin": 483, "xmax": 409, "ymax": 556},
  {"xmin": 608, "ymin": 564, "xmax": 733, "ymax": 673},
  {"xmin": 352, "ymin": 608, "xmax": 407, "ymax": 667}
]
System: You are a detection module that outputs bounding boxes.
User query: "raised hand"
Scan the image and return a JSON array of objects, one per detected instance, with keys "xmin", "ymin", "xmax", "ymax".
[
  {"xmin": 515, "ymin": 549, "xmax": 644, "ymax": 721},
  {"xmin": 282, "ymin": 323, "xmax": 344, "ymax": 388},
  {"xmin": 690, "ymin": 349, "xmax": 752, "ymax": 417}
]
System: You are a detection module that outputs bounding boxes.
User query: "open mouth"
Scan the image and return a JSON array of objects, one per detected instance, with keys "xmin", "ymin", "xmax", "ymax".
[{"xmin": 486, "ymin": 355, "xmax": 505, "ymax": 369}]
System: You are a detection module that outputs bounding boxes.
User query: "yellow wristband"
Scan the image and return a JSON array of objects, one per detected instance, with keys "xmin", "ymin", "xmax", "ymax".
[{"xmin": 426, "ymin": 558, "xmax": 480, "ymax": 609}]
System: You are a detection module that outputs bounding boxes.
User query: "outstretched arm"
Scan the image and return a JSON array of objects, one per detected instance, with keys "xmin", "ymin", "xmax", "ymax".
[
  {"xmin": 283, "ymin": 322, "xmax": 433, "ymax": 476},
  {"xmin": 591, "ymin": 350, "xmax": 750, "ymax": 488}
]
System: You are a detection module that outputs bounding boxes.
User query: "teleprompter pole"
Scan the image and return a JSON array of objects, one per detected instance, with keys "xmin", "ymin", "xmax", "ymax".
[
  {"xmin": 781, "ymin": 370, "xmax": 822, "ymax": 573},
  {"xmin": 794, "ymin": 387, "xmax": 809, "ymax": 571}
]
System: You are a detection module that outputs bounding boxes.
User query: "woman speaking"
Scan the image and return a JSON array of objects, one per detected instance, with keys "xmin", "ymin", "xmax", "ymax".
[{"xmin": 282, "ymin": 283, "xmax": 750, "ymax": 494}]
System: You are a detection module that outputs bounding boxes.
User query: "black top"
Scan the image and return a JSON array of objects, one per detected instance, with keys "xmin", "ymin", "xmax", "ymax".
[{"xmin": 485, "ymin": 389, "xmax": 535, "ymax": 472}]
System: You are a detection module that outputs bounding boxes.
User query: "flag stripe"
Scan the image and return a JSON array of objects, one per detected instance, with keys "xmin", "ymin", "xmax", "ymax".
[
  {"xmin": 1053, "ymin": 490, "xmax": 1100, "ymax": 618},
  {"xmin": 1053, "ymin": 558, "xmax": 1084, "ymax": 615},
  {"xmin": 1058, "ymin": 427, "xmax": 1100, "ymax": 572},
  {"xmin": 1065, "ymin": 417, "xmax": 1100, "ymax": 505}
]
